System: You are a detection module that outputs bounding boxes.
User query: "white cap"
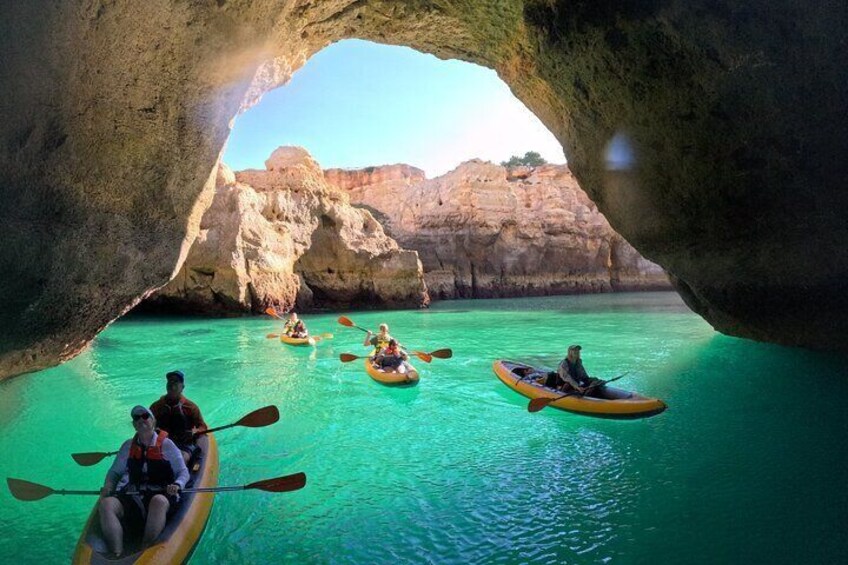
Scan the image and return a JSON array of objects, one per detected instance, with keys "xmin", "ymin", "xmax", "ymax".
[{"xmin": 130, "ymin": 405, "xmax": 154, "ymax": 419}]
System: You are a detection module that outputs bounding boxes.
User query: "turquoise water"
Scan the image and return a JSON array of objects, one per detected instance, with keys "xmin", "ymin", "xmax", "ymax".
[{"xmin": 2, "ymin": 292, "xmax": 847, "ymax": 564}]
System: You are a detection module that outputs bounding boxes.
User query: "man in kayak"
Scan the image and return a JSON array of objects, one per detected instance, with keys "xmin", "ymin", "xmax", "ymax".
[
  {"xmin": 98, "ymin": 405, "xmax": 189, "ymax": 557},
  {"xmin": 149, "ymin": 370, "xmax": 208, "ymax": 464},
  {"xmin": 284, "ymin": 313, "xmax": 309, "ymax": 338},
  {"xmin": 555, "ymin": 345, "xmax": 605, "ymax": 396},
  {"xmin": 364, "ymin": 323, "xmax": 393, "ymax": 356},
  {"xmin": 373, "ymin": 338, "xmax": 409, "ymax": 373}
]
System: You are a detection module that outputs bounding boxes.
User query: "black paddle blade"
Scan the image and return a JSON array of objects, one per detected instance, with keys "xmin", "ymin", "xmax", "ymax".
[
  {"xmin": 237, "ymin": 405, "xmax": 280, "ymax": 428},
  {"xmin": 71, "ymin": 452, "xmax": 111, "ymax": 467},
  {"xmin": 246, "ymin": 472, "xmax": 307, "ymax": 493},
  {"xmin": 7, "ymin": 478, "xmax": 54, "ymax": 501}
]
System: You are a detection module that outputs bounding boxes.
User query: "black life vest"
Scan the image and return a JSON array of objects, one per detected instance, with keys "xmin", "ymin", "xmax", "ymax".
[
  {"xmin": 157, "ymin": 400, "xmax": 192, "ymax": 446},
  {"xmin": 127, "ymin": 431, "xmax": 175, "ymax": 487}
]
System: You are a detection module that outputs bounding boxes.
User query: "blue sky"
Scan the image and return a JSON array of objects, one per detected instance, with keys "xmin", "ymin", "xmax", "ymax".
[{"xmin": 224, "ymin": 39, "xmax": 565, "ymax": 178}]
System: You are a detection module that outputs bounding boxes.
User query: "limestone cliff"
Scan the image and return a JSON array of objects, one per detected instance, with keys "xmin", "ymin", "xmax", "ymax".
[
  {"xmin": 144, "ymin": 148, "xmax": 428, "ymax": 314},
  {"xmin": 326, "ymin": 161, "xmax": 669, "ymax": 299}
]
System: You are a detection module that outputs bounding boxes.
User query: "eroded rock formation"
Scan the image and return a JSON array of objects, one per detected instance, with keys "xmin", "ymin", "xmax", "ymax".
[
  {"xmin": 2, "ymin": 1, "xmax": 847, "ymax": 378},
  {"xmin": 144, "ymin": 148, "xmax": 428, "ymax": 314},
  {"xmin": 326, "ymin": 161, "xmax": 669, "ymax": 299}
]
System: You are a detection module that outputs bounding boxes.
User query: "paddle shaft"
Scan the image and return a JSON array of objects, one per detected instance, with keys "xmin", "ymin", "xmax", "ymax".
[
  {"xmin": 54, "ymin": 489, "xmax": 102, "ymax": 496},
  {"xmin": 549, "ymin": 374, "xmax": 626, "ymax": 402},
  {"xmin": 37, "ymin": 485, "xmax": 275, "ymax": 497},
  {"xmin": 197, "ymin": 423, "xmax": 235, "ymax": 435}
]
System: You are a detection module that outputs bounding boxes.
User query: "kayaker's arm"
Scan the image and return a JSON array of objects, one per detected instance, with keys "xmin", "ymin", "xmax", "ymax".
[
  {"xmin": 191, "ymin": 402, "xmax": 208, "ymax": 435},
  {"xmin": 363, "ymin": 331, "xmax": 374, "ymax": 347},
  {"xmin": 556, "ymin": 362, "xmax": 579, "ymax": 391},
  {"xmin": 102, "ymin": 439, "xmax": 131, "ymax": 494},
  {"xmin": 162, "ymin": 438, "xmax": 190, "ymax": 490}
]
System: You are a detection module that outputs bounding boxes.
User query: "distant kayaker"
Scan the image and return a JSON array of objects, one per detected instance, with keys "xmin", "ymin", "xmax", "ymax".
[
  {"xmin": 557, "ymin": 345, "xmax": 605, "ymax": 395},
  {"xmin": 284, "ymin": 313, "xmax": 309, "ymax": 338},
  {"xmin": 364, "ymin": 323, "xmax": 393, "ymax": 356},
  {"xmin": 373, "ymin": 339, "xmax": 408, "ymax": 373},
  {"xmin": 149, "ymin": 371, "xmax": 208, "ymax": 463},
  {"xmin": 98, "ymin": 405, "xmax": 189, "ymax": 558}
]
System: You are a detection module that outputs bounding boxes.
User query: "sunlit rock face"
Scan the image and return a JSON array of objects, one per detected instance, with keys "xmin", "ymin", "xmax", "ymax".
[
  {"xmin": 1, "ymin": 1, "xmax": 846, "ymax": 378},
  {"xmin": 143, "ymin": 149, "xmax": 428, "ymax": 314},
  {"xmin": 327, "ymin": 161, "xmax": 669, "ymax": 299}
]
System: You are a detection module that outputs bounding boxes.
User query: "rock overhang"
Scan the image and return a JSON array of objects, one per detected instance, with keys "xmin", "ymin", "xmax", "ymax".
[{"xmin": 1, "ymin": 0, "xmax": 847, "ymax": 379}]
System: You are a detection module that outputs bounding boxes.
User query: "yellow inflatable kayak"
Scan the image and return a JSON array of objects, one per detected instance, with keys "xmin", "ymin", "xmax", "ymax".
[
  {"xmin": 493, "ymin": 360, "xmax": 666, "ymax": 419},
  {"xmin": 364, "ymin": 358, "xmax": 419, "ymax": 386},
  {"xmin": 280, "ymin": 335, "xmax": 316, "ymax": 347},
  {"xmin": 72, "ymin": 434, "xmax": 219, "ymax": 564}
]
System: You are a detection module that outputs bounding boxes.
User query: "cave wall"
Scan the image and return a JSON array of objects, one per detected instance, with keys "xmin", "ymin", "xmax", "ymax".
[{"xmin": 1, "ymin": 0, "xmax": 846, "ymax": 379}]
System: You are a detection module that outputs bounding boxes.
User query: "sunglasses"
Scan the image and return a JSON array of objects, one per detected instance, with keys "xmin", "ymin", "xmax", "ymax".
[{"xmin": 132, "ymin": 413, "xmax": 151, "ymax": 422}]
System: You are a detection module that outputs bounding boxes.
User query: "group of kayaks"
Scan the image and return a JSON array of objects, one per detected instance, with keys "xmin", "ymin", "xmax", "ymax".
[
  {"xmin": 8, "ymin": 310, "xmax": 668, "ymax": 564},
  {"xmin": 276, "ymin": 314, "xmax": 666, "ymax": 419}
]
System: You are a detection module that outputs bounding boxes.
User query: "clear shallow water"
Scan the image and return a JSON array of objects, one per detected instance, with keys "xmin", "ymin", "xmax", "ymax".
[{"xmin": 2, "ymin": 292, "xmax": 847, "ymax": 564}]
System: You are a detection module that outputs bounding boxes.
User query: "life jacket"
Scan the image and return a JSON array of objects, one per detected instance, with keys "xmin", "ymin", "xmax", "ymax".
[
  {"xmin": 284, "ymin": 320, "xmax": 296, "ymax": 335},
  {"xmin": 156, "ymin": 398, "xmax": 193, "ymax": 446},
  {"xmin": 372, "ymin": 334, "xmax": 391, "ymax": 355},
  {"xmin": 564, "ymin": 359, "xmax": 591, "ymax": 387},
  {"xmin": 127, "ymin": 431, "xmax": 175, "ymax": 487}
]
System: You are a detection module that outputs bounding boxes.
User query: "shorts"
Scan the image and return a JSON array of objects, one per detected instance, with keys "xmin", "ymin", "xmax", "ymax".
[{"xmin": 117, "ymin": 490, "xmax": 179, "ymax": 529}]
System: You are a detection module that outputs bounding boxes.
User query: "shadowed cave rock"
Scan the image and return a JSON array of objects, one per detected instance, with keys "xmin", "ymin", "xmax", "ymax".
[{"xmin": 1, "ymin": 0, "xmax": 846, "ymax": 379}]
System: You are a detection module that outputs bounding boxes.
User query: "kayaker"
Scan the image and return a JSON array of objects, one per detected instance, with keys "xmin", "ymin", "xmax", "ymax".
[
  {"xmin": 364, "ymin": 323, "xmax": 393, "ymax": 356},
  {"xmin": 284, "ymin": 313, "xmax": 309, "ymax": 338},
  {"xmin": 149, "ymin": 371, "xmax": 208, "ymax": 464},
  {"xmin": 557, "ymin": 345, "xmax": 605, "ymax": 396},
  {"xmin": 373, "ymin": 339, "xmax": 408, "ymax": 373},
  {"xmin": 98, "ymin": 405, "xmax": 189, "ymax": 558}
]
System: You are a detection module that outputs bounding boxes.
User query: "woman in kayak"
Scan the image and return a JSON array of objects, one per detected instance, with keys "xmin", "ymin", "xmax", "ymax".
[
  {"xmin": 373, "ymin": 339, "xmax": 408, "ymax": 373},
  {"xmin": 284, "ymin": 313, "xmax": 309, "ymax": 338},
  {"xmin": 98, "ymin": 405, "xmax": 189, "ymax": 558},
  {"xmin": 364, "ymin": 323, "xmax": 393, "ymax": 356}
]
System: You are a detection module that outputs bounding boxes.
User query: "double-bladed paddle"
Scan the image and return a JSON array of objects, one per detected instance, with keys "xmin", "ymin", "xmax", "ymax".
[
  {"xmin": 268, "ymin": 332, "xmax": 334, "ymax": 341},
  {"xmin": 6, "ymin": 472, "xmax": 307, "ymax": 502},
  {"xmin": 527, "ymin": 373, "xmax": 629, "ymax": 413},
  {"xmin": 339, "ymin": 349, "xmax": 452, "ymax": 364},
  {"xmin": 70, "ymin": 405, "xmax": 280, "ymax": 466}
]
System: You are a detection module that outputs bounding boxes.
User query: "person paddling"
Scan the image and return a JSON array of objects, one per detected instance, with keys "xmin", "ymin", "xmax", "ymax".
[
  {"xmin": 98, "ymin": 406, "xmax": 189, "ymax": 558},
  {"xmin": 149, "ymin": 371, "xmax": 207, "ymax": 464},
  {"xmin": 555, "ymin": 345, "xmax": 606, "ymax": 396},
  {"xmin": 364, "ymin": 323, "xmax": 393, "ymax": 356},
  {"xmin": 283, "ymin": 313, "xmax": 309, "ymax": 339}
]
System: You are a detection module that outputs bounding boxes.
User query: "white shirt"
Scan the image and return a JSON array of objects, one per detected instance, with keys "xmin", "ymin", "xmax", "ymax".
[{"xmin": 106, "ymin": 431, "xmax": 190, "ymax": 491}]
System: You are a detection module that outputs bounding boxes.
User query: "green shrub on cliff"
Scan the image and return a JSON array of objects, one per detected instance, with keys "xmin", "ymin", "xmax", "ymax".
[{"xmin": 500, "ymin": 151, "xmax": 547, "ymax": 168}]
